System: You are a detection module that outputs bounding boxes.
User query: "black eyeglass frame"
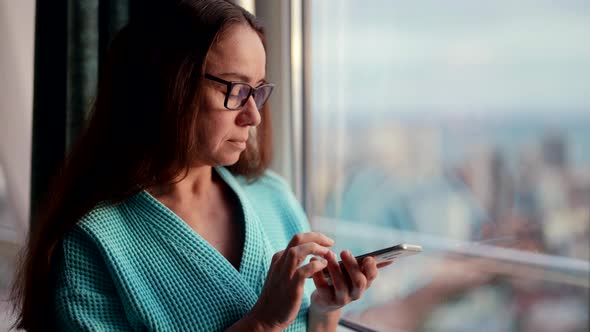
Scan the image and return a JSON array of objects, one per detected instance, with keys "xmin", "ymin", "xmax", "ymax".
[{"xmin": 204, "ymin": 73, "xmax": 275, "ymax": 110}]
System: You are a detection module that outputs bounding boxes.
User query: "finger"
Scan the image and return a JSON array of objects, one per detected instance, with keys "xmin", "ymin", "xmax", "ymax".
[
  {"xmin": 361, "ymin": 257, "xmax": 379, "ymax": 288},
  {"xmin": 341, "ymin": 250, "xmax": 367, "ymax": 300},
  {"xmin": 295, "ymin": 257, "xmax": 329, "ymax": 282},
  {"xmin": 311, "ymin": 258, "xmax": 334, "ymax": 299},
  {"xmin": 326, "ymin": 251, "xmax": 349, "ymax": 304},
  {"xmin": 311, "ymin": 269, "xmax": 331, "ymax": 289},
  {"xmin": 287, "ymin": 232, "xmax": 334, "ymax": 249},
  {"xmin": 271, "ymin": 250, "xmax": 284, "ymax": 264},
  {"xmin": 376, "ymin": 261, "xmax": 394, "ymax": 269},
  {"xmin": 285, "ymin": 243, "xmax": 331, "ymax": 273},
  {"xmin": 266, "ymin": 251, "xmax": 285, "ymax": 280}
]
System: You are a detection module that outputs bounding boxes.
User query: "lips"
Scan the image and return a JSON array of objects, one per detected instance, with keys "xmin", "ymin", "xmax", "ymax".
[
  {"xmin": 228, "ymin": 140, "xmax": 247, "ymax": 149},
  {"xmin": 230, "ymin": 138, "xmax": 248, "ymax": 143}
]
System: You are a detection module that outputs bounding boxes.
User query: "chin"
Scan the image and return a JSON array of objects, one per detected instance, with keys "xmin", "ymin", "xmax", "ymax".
[{"xmin": 217, "ymin": 152, "xmax": 243, "ymax": 166}]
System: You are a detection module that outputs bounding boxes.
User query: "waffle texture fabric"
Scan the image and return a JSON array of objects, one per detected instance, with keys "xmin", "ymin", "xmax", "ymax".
[{"xmin": 53, "ymin": 166, "xmax": 315, "ymax": 331}]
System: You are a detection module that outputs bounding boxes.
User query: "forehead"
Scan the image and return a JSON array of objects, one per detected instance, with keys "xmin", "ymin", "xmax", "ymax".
[{"xmin": 205, "ymin": 24, "xmax": 266, "ymax": 82}]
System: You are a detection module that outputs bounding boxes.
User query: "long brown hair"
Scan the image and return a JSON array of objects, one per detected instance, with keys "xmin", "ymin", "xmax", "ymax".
[{"xmin": 12, "ymin": 1, "xmax": 272, "ymax": 330}]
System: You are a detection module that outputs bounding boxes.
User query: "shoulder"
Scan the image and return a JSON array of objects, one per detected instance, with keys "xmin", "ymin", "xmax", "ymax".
[
  {"xmin": 74, "ymin": 197, "xmax": 146, "ymax": 244},
  {"xmin": 57, "ymin": 197, "xmax": 147, "ymax": 289},
  {"xmin": 59, "ymin": 200, "xmax": 136, "ymax": 277},
  {"xmin": 61, "ymin": 201, "xmax": 127, "ymax": 251},
  {"xmin": 61, "ymin": 200, "xmax": 130, "ymax": 256},
  {"xmin": 238, "ymin": 169, "xmax": 293, "ymax": 194},
  {"xmin": 56, "ymin": 204, "xmax": 125, "ymax": 294},
  {"xmin": 78, "ymin": 200, "xmax": 128, "ymax": 228},
  {"xmin": 237, "ymin": 169, "xmax": 301, "ymax": 209},
  {"xmin": 236, "ymin": 169, "xmax": 311, "ymax": 234}
]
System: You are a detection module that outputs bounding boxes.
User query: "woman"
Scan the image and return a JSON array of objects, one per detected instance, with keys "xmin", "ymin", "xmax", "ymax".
[{"xmin": 12, "ymin": 1, "xmax": 383, "ymax": 331}]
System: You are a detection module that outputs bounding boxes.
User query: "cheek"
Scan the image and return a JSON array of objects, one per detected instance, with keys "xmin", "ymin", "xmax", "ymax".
[
  {"xmin": 202, "ymin": 88, "xmax": 225, "ymax": 113},
  {"xmin": 196, "ymin": 113, "xmax": 235, "ymax": 151}
]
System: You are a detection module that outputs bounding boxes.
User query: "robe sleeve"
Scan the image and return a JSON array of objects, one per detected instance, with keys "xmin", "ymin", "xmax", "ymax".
[{"xmin": 53, "ymin": 227, "xmax": 135, "ymax": 331}]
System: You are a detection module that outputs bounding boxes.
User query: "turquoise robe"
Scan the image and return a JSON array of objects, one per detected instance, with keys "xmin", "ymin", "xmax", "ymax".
[{"xmin": 53, "ymin": 166, "xmax": 314, "ymax": 331}]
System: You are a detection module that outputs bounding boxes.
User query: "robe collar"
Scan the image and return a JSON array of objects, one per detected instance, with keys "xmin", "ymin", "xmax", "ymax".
[{"xmin": 129, "ymin": 166, "xmax": 273, "ymax": 311}]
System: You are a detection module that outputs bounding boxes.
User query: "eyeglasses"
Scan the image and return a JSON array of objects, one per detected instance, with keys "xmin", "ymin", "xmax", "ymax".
[{"xmin": 205, "ymin": 73, "xmax": 275, "ymax": 110}]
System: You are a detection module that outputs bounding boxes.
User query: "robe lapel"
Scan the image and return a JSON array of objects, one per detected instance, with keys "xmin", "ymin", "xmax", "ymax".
[
  {"xmin": 215, "ymin": 166, "xmax": 274, "ymax": 295},
  {"xmin": 131, "ymin": 166, "xmax": 273, "ymax": 314}
]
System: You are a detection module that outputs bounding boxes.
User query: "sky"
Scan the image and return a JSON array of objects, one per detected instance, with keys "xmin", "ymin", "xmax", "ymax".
[{"xmin": 310, "ymin": 0, "xmax": 590, "ymax": 114}]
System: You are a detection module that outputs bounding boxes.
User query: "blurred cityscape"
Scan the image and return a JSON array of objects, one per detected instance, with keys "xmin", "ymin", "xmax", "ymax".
[
  {"xmin": 311, "ymin": 113, "xmax": 590, "ymax": 261},
  {"xmin": 309, "ymin": 113, "xmax": 590, "ymax": 332}
]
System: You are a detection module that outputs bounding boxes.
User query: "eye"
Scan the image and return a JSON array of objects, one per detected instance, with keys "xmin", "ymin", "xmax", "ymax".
[
  {"xmin": 229, "ymin": 84, "xmax": 249, "ymax": 98},
  {"xmin": 226, "ymin": 84, "xmax": 252, "ymax": 109}
]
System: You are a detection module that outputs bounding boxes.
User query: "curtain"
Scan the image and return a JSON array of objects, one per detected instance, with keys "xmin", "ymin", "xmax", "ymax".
[{"xmin": 30, "ymin": 0, "xmax": 133, "ymax": 225}]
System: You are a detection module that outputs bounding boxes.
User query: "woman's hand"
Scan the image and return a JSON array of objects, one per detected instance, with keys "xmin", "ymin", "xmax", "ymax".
[
  {"xmin": 309, "ymin": 250, "xmax": 386, "ymax": 315},
  {"xmin": 248, "ymin": 232, "xmax": 334, "ymax": 331}
]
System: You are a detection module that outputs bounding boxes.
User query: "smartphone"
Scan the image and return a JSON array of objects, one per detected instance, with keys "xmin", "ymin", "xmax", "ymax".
[
  {"xmin": 351, "ymin": 243, "xmax": 422, "ymax": 263},
  {"xmin": 309, "ymin": 243, "xmax": 423, "ymax": 279}
]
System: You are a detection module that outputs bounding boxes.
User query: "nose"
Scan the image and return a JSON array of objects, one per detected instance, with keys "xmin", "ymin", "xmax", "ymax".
[{"xmin": 236, "ymin": 95, "xmax": 261, "ymax": 127}]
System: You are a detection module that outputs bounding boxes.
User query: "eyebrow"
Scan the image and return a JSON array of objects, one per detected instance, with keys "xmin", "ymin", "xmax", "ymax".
[{"xmin": 217, "ymin": 72, "xmax": 267, "ymax": 85}]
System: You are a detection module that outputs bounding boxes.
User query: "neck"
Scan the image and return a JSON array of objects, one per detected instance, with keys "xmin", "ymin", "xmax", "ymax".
[{"xmin": 148, "ymin": 166, "xmax": 220, "ymax": 205}]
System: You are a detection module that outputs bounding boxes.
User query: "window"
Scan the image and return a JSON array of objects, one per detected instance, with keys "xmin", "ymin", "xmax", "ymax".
[{"xmin": 306, "ymin": 1, "xmax": 590, "ymax": 331}]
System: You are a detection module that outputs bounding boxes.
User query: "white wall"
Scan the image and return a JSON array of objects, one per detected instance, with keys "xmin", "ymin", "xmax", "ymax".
[
  {"xmin": 0, "ymin": 0, "xmax": 35, "ymax": 241},
  {"xmin": 0, "ymin": 1, "xmax": 35, "ymax": 329}
]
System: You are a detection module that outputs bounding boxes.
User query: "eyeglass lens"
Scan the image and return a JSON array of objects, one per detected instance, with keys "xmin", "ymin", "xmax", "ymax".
[{"xmin": 228, "ymin": 84, "xmax": 273, "ymax": 109}]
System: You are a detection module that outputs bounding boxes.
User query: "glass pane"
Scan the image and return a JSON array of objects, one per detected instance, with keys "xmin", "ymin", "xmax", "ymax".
[{"xmin": 307, "ymin": 1, "xmax": 590, "ymax": 331}]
